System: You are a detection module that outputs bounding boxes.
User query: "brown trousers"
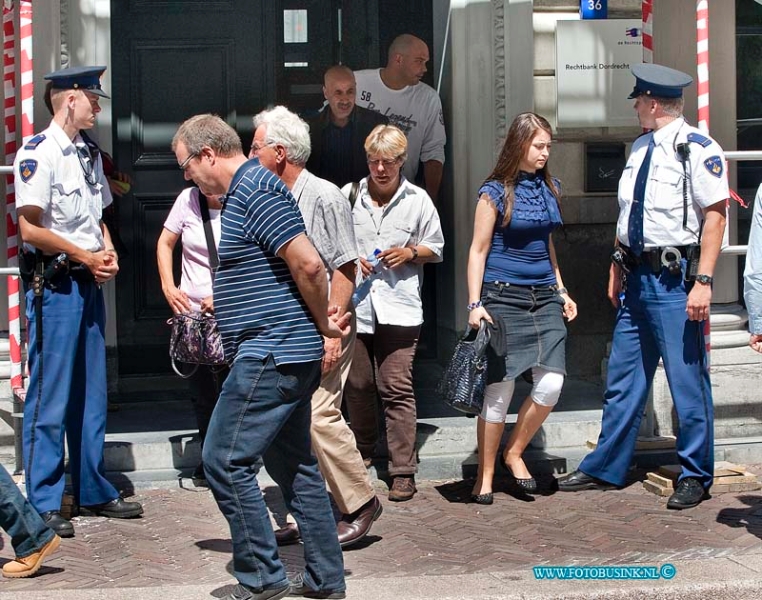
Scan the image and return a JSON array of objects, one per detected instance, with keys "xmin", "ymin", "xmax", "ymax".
[{"xmin": 344, "ymin": 324, "xmax": 420, "ymax": 476}]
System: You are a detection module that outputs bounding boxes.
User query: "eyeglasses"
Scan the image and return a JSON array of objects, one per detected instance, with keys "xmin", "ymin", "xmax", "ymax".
[
  {"xmin": 367, "ymin": 157, "xmax": 401, "ymax": 168},
  {"xmin": 249, "ymin": 141, "xmax": 274, "ymax": 157},
  {"xmin": 178, "ymin": 152, "xmax": 198, "ymax": 171}
]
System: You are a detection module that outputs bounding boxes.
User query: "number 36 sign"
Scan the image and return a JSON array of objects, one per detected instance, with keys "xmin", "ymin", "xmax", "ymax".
[{"xmin": 580, "ymin": 0, "xmax": 607, "ymax": 20}]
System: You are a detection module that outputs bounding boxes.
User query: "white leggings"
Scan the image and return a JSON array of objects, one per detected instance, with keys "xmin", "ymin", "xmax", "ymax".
[{"xmin": 480, "ymin": 367, "xmax": 564, "ymax": 424}]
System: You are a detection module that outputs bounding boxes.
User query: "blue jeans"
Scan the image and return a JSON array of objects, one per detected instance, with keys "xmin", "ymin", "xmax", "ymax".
[
  {"xmin": 0, "ymin": 464, "xmax": 56, "ymax": 558},
  {"xmin": 203, "ymin": 355, "xmax": 345, "ymax": 593}
]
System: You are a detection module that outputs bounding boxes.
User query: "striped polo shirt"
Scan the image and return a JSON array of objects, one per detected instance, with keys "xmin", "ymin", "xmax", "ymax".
[{"xmin": 213, "ymin": 158, "xmax": 323, "ymax": 365}]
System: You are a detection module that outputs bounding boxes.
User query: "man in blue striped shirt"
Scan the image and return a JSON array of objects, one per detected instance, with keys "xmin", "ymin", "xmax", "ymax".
[{"xmin": 172, "ymin": 114, "xmax": 350, "ymax": 600}]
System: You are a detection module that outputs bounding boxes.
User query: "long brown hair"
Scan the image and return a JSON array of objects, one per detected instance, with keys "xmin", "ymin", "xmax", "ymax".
[{"xmin": 486, "ymin": 112, "xmax": 560, "ymax": 227}]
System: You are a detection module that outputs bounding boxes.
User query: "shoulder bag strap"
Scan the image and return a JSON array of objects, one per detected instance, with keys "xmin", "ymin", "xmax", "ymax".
[
  {"xmin": 198, "ymin": 189, "xmax": 219, "ymax": 270},
  {"xmin": 349, "ymin": 181, "xmax": 360, "ymax": 208}
]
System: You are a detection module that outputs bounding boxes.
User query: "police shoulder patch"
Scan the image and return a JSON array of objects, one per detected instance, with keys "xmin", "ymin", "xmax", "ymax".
[
  {"xmin": 18, "ymin": 159, "xmax": 38, "ymax": 183},
  {"xmin": 703, "ymin": 155, "xmax": 723, "ymax": 178},
  {"xmin": 23, "ymin": 134, "xmax": 46, "ymax": 150}
]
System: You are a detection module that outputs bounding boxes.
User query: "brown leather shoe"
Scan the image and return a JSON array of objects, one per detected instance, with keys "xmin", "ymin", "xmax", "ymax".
[
  {"xmin": 274, "ymin": 522, "xmax": 301, "ymax": 546},
  {"xmin": 2, "ymin": 534, "xmax": 61, "ymax": 578},
  {"xmin": 337, "ymin": 496, "xmax": 383, "ymax": 548},
  {"xmin": 388, "ymin": 476, "xmax": 416, "ymax": 502}
]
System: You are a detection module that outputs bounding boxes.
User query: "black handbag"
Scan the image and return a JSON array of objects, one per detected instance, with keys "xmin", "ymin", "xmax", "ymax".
[{"xmin": 437, "ymin": 320, "xmax": 491, "ymax": 415}]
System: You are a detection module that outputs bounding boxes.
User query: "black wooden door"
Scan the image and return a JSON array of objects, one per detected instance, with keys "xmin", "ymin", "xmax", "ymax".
[
  {"xmin": 109, "ymin": 0, "xmax": 434, "ymax": 380},
  {"xmin": 110, "ymin": 0, "xmax": 276, "ymax": 376}
]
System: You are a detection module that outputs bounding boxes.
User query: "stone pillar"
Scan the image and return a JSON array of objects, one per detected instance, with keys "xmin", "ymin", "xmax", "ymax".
[{"xmin": 433, "ymin": 0, "xmax": 534, "ymax": 355}]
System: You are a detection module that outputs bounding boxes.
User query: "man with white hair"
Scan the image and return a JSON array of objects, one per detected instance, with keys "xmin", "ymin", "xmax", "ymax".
[{"xmin": 251, "ymin": 106, "xmax": 383, "ymax": 549}]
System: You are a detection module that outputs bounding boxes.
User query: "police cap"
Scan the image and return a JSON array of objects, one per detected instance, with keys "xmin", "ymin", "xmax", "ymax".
[
  {"xmin": 627, "ymin": 63, "xmax": 692, "ymax": 100},
  {"xmin": 43, "ymin": 66, "xmax": 109, "ymax": 98}
]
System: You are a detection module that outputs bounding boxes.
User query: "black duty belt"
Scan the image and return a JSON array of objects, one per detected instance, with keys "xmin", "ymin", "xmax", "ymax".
[
  {"xmin": 19, "ymin": 252, "xmax": 95, "ymax": 284},
  {"xmin": 620, "ymin": 244, "xmax": 693, "ymax": 273}
]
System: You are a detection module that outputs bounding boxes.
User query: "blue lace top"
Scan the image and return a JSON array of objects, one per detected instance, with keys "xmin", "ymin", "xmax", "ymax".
[{"xmin": 479, "ymin": 172, "xmax": 563, "ymax": 286}]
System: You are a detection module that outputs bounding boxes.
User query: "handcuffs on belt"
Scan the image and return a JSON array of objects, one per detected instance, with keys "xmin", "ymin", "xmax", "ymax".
[{"xmin": 611, "ymin": 244, "xmax": 700, "ymax": 289}]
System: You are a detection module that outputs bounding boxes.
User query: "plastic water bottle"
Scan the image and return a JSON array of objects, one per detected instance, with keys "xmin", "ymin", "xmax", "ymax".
[{"xmin": 351, "ymin": 249, "xmax": 382, "ymax": 307}]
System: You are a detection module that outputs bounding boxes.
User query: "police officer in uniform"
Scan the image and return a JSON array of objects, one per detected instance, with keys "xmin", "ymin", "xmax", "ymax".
[
  {"xmin": 14, "ymin": 66, "xmax": 143, "ymax": 538},
  {"xmin": 557, "ymin": 64, "xmax": 728, "ymax": 509}
]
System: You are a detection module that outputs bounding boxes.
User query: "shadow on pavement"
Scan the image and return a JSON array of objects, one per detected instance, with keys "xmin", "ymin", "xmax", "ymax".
[{"xmin": 716, "ymin": 494, "xmax": 762, "ymax": 540}]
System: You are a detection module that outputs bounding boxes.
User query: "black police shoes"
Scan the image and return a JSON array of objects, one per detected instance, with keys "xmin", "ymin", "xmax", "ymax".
[
  {"xmin": 81, "ymin": 497, "xmax": 143, "ymax": 518},
  {"xmin": 41, "ymin": 510, "xmax": 74, "ymax": 538},
  {"xmin": 556, "ymin": 469, "xmax": 618, "ymax": 492},
  {"xmin": 667, "ymin": 477, "xmax": 710, "ymax": 510}
]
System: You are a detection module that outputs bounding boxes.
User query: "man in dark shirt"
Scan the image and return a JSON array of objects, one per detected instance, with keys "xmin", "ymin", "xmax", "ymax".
[{"xmin": 306, "ymin": 65, "xmax": 387, "ymax": 189}]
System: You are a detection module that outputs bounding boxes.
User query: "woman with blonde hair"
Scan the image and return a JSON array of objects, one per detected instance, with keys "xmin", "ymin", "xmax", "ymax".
[
  {"xmin": 467, "ymin": 112, "xmax": 577, "ymax": 504},
  {"xmin": 343, "ymin": 125, "xmax": 444, "ymax": 502}
]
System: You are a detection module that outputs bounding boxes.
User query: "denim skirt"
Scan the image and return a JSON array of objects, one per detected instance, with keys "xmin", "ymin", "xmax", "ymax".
[{"xmin": 481, "ymin": 281, "xmax": 567, "ymax": 383}]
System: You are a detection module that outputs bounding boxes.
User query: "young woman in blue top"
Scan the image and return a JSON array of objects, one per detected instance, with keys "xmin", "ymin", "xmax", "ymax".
[{"xmin": 467, "ymin": 112, "xmax": 578, "ymax": 504}]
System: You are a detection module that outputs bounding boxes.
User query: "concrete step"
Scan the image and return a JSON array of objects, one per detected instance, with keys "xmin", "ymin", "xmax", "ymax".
[
  {"xmin": 4, "ymin": 395, "xmax": 762, "ymax": 490},
  {"xmin": 3, "ymin": 370, "xmax": 762, "ymax": 489}
]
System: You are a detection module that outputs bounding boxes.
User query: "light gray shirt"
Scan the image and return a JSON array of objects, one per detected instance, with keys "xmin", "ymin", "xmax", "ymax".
[
  {"xmin": 744, "ymin": 183, "xmax": 762, "ymax": 335},
  {"xmin": 291, "ymin": 168, "xmax": 358, "ymax": 277}
]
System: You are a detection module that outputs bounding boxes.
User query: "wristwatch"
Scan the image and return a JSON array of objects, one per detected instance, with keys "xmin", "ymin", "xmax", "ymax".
[
  {"xmin": 695, "ymin": 274, "xmax": 713, "ymax": 285},
  {"xmin": 410, "ymin": 246, "xmax": 419, "ymax": 261}
]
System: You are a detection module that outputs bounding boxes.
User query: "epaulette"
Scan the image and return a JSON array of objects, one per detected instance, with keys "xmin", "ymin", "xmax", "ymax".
[
  {"xmin": 23, "ymin": 134, "xmax": 46, "ymax": 150},
  {"xmin": 687, "ymin": 132, "xmax": 711, "ymax": 147}
]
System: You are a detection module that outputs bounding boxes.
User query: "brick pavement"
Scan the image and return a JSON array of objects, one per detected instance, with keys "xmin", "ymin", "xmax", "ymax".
[{"xmin": 1, "ymin": 469, "xmax": 762, "ymax": 593}]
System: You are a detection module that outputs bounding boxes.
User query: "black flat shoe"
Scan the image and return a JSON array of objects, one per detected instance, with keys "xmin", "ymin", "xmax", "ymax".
[
  {"xmin": 470, "ymin": 492, "xmax": 493, "ymax": 505},
  {"xmin": 500, "ymin": 456, "xmax": 538, "ymax": 493},
  {"xmin": 192, "ymin": 462, "xmax": 209, "ymax": 488}
]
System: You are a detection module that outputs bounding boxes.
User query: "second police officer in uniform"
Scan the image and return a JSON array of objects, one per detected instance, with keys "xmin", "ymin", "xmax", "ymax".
[
  {"xmin": 14, "ymin": 66, "xmax": 143, "ymax": 538},
  {"xmin": 557, "ymin": 63, "xmax": 728, "ymax": 509}
]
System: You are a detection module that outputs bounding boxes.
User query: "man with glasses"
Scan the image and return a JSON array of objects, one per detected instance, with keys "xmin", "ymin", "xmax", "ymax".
[
  {"xmin": 251, "ymin": 106, "xmax": 382, "ymax": 550},
  {"xmin": 354, "ymin": 34, "xmax": 446, "ymax": 202},
  {"xmin": 172, "ymin": 114, "xmax": 350, "ymax": 600},
  {"xmin": 13, "ymin": 66, "xmax": 143, "ymax": 539}
]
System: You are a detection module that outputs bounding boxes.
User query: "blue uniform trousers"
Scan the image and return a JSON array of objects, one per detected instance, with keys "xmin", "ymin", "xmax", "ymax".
[
  {"xmin": 23, "ymin": 276, "xmax": 119, "ymax": 513},
  {"xmin": 579, "ymin": 263, "xmax": 714, "ymax": 488}
]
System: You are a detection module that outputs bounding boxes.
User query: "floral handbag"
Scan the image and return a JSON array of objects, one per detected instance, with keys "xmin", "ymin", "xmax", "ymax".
[
  {"xmin": 437, "ymin": 320, "xmax": 491, "ymax": 415},
  {"xmin": 167, "ymin": 189, "xmax": 226, "ymax": 378},
  {"xmin": 168, "ymin": 312, "xmax": 226, "ymax": 378}
]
